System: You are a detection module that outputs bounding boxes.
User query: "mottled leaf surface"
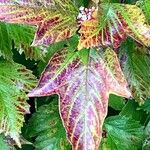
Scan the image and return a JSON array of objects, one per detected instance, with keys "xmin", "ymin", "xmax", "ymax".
[
  {"xmin": 28, "ymin": 48, "xmax": 131, "ymax": 150},
  {"xmin": 0, "ymin": 0, "xmax": 78, "ymax": 46},
  {"xmin": 118, "ymin": 4, "xmax": 150, "ymax": 47},
  {"xmin": 0, "ymin": 61, "xmax": 37, "ymax": 147}
]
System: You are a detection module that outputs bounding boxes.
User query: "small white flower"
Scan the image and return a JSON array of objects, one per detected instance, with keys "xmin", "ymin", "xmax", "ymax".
[
  {"xmin": 79, "ymin": 6, "xmax": 85, "ymax": 11},
  {"xmin": 81, "ymin": 10, "xmax": 86, "ymax": 15},
  {"xmin": 82, "ymin": 15, "xmax": 88, "ymax": 21},
  {"xmin": 85, "ymin": 8, "xmax": 88, "ymax": 12},
  {"xmin": 89, "ymin": 8, "xmax": 92, "ymax": 12},
  {"xmin": 77, "ymin": 13, "xmax": 82, "ymax": 19},
  {"xmin": 87, "ymin": 15, "xmax": 91, "ymax": 20},
  {"xmin": 92, "ymin": 6, "xmax": 96, "ymax": 11},
  {"xmin": 88, "ymin": 11, "xmax": 92, "ymax": 16}
]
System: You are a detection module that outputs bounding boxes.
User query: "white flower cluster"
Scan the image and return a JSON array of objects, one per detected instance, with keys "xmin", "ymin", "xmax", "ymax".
[{"xmin": 77, "ymin": 6, "xmax": 96, "ymax": 22}]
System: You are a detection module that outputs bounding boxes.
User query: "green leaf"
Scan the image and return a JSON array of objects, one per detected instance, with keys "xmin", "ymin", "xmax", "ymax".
[
  {"xmin": 0, "ymin": 134, "xmax": 9, "ymax": 150},
  {"xmin": 26, "ymin": 100, "xmax": 71, "ymax": 150},
  {"xmin": 0, "ymin": 22, "xmax": 13, "ymax": 60},
  {"xmin": 139, "ymin": 0, "xmax": 150, "ymax": 22},
  {"xmin": 101, "ymin": 116, "xmax": 144, "ymax": 150},
  {"xmin": 142, "ymin": 121, "xmax": 150, "ymax": 150},
  {"xmin": 0, "ymin": 22, "xmax": 44, "ymax": 61},
  {"xmin": 120, "ymin": 38, "xmax": 150, "ymax": 104},
  {"xmin": 73, "ymin": 0, "xmax": 86, "ymax": 7},
  {"xmin": 108, "ymin": 94, "xmax": 125, "ymax": 111},
  {"xmin": 0, "ymin": 61, "xmax": 37, "ymax": 147},
  {"xmin": 120, "ymin": 101, "xmax": 146, "ymax": 122},
  {"xmin": 140, "ymin": 98, "xmax": 150, "ymax": 113}
]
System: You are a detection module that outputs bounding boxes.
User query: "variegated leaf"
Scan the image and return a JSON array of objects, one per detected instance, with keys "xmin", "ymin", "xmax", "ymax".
[
  {"xmin": 78, "ymin": 4, "xmax": 150, "ymax": 50},
  {"xmin": 0, "ymin": 0, "xmax": 78, "ymax": 46},
  {"xmin": 78, "ymin": 7, "xmax": 128, "ymax": 50},
  {"xmin": 117, "ymin": 4, "xmax": 150, "ymax": 47},
  {"xmin": 3, "ymin": 0, "xmax": 55, "ymax": 7},
  {"xmin": 28, "ymin": 48, "xmax": 131, "ymax": 150}
]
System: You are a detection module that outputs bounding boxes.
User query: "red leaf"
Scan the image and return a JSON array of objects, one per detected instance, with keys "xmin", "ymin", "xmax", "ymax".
[
  {"xmin": 0, "ymin": 0, "xmax": 78, "ymax": 46},
  {"xmin": 78, "ymin": 9, "xmax": 128, "ymax": 50},
  {"xmin": 28, "ymin": 48, "xmax": 131, "ymax": 149}
]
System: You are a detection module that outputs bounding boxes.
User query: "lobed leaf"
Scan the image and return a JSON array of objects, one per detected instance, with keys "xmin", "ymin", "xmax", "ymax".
[
  {"xmin": 0, "ymin": 0, "xmax": 78, "ymax": 46},
  {"xmin": 0, "ymin": 61, "xmax": 37, "ymax": 147},
  {"xmin": 28, "ymin": 47, "xmax": 131, "ymax": 149}
]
